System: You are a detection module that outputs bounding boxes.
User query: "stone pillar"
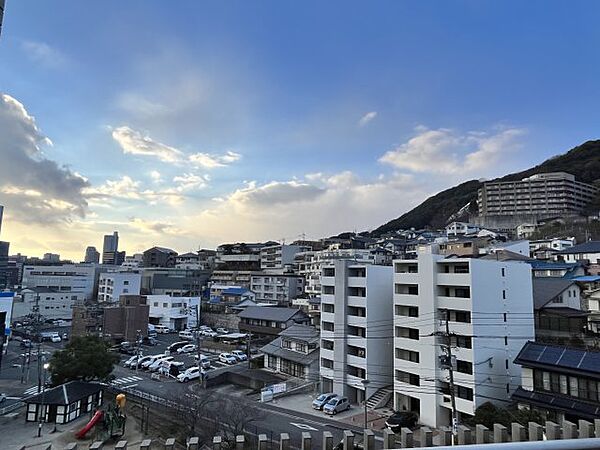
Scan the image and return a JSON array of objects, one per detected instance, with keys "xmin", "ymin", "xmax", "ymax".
[
  {"xmin": 343, "ymin": 430, "xmax": 354, "ymax": 450},
  {"xmin": 213, "ymin": 436, "xmax": 222, "ymax": 450},
  {"xmin": 382, "ymin": 428, "xmax": 395, "ymax": 449},
  {"xmin": 595, "ymin": 419, "xmax": 600, "ymax": 439},
  {"xmin": 301, "ymin": 432, "xmax": 312, "ymax": 450},
  {"xmin": 140, "ymin": 439, "xmax": 152, "ymax": 450},
  {"xmin": 89, "ymin": 442, "xmax": 103, "ymax": 450},
  {"xmin": 165, "ymin": 438, "xmax": 176, "ymax": 450},
  {"xmin": 457, "ymin": 425, "xmax": 471, "ymax": 445},
  {"xmin": 258, "ymin": 434, "xmax": 268, "ymax": 450},
  {"xmin": 363, "ymin": 429, "xmax": 375, "ymax": 450},
  {"xmin": 511, "ymin": 423, "xmax": 525, "ymax": 442},
  {"xmin": 579, "ymin": 420, "xmax": 593, "ymax": 439},
  {"xmin": 64, "ymin": 444, "xmax": 77, "ymax": 450},
  {"xmin": 400, "ymin": 428, "xmax": 413, "ymax": 448},
  {"xmin": 475, "ymin": 425, "xmax": 489, "ymax": 444},
  {"xmin": 188, "ymin": 437, "xmax": 199, "ymax": 450},
  {"xmin": 323, "ymin": 431, "xmax": 334, "ymax": 450},
  {"xmin": 545, "ymin": 421, "xmax": 561, "ymax": 440},
  {"xmin": 420, "ymin": 427, "xmax": 432, "ymax": 447},
  {"xmin": 280, "ymin": 433, "xmax": 290, "ymax": 450},
  {"xmin": 236, "ymin": 435, "xmax": 245, "ymax": 450},
  {"xmin": 529, "ymin": 422, "xmax": 543, "ymax": 441},
  {"xmin": 494, "ymin": 424, "xmax": 508, "ymax": 443},
  {"xmin": 439, "ymin": 427, "xmax": 452, "ymax": 446},
  {"xmin": 115, "ymin": 441, "xmax": 127, "ymax": 450},
  {"xmin": 562, "ymin": 421, "xmax": 577, "ymax": 440}
]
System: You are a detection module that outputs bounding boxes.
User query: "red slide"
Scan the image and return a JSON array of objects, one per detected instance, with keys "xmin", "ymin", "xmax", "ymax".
[{"xmin": 75, "ymin": 410, "xmax": 104, "ymax": 439}]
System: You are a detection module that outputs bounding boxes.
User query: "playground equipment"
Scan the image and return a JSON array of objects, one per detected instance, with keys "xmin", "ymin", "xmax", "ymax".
[{"xmin": 75, "ymin": 393, "xmax": 126, "ymax": 440}]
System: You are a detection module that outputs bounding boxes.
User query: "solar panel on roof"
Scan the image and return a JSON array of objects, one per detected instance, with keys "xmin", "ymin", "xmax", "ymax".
[
  {"xmin": 521, "ymin": 344, "xmax": 545, "ymax": 361},
  {"xmin": 539, "ymin": 346, "xmax": 564, "ymax": 364},
  {"xmin": 578, "ymin": 352, "xmax": 600, "ymax": 373},
  {"xmin": 557, "ymin": 348, "xmax": 586, "ymax": 369}
]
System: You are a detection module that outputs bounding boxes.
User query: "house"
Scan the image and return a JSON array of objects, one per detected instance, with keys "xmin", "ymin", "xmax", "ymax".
[
  {"xmin": 238, "ymin": 306, "xmax": 310, "ymax": 337},
  {"xmin": 25, "ymin": 381, "xmax": 103, "ymax": 424},
  {"xmin": 532, "ymin": 278, "xmax": 587, "ymax": 340},
  {"xmin": 512, "ymin": 342, "xmax": 600, "ymax": 423},
  {"xmin": 445, "ymin": 222, "xmax": 481, "ymax": 237},
  {"xmin": 142, "ymin": 247, "xmax": 178, "ymax": 268},
  {"xmin": 516, "ymin": 223, "xmax": 538, "ymax": 239},
  {"xmin": 261, "ymin": 324, "xmax": 319, "ymax": 380},
  {"xmin": 147, "ymin": 295, "xmax": 199, "ymax": 331},
  {"xmin": 97, "ymin": 271, "xmax": 141, "ymax": 303},
  {"xmin": 574, "ymin": 275, "xmax": 600, "ymax": 334},
  {"xmin": 555, "ymin": 241, "xmax": 600, "ymax": 264},
  {"xmin": 529, "ymin": 261, "xmax": 585, "ymax": 278},
  {"xmin": 530, "ymin": 238, "xmax": 576, "ymax": 254}
]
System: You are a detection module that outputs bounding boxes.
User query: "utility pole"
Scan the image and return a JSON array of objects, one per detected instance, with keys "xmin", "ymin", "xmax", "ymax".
[
  {"xmin": 135, "ymin": 329, "xmax": 142, "ymax": 373},
  {"xmin": 194, "ymin": 299, "xmax": 203, "ymax": 386},
  {"xmin": 33, "ymin": 294, "xmax": 43, "ymax": 394},
  {"xmin": 441, "ymin": 309, "xmax": 459, "ymax": 445},
  {"xmin": 246, "ymin": 332, "xmax": 251, "ymax": 369}
]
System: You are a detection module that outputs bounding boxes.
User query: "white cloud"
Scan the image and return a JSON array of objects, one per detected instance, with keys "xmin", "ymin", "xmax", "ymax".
[
  {"xmin": 149, "ymin": 170, "xmax": 162, "ymax": 182},
  {"xmin": 173, "ymin": 173, "xmax": 209, "ymax": 191},
  {"xmin": 128, "ymin": 217, "xmax": 180, "ymax": 235},
  {"xmin": 189, "ymin": 150, "xmax": 242, "ymax": 168},
  {"xmin": 358, "ymin": 111, "xmax": 377, "ymax": 127},
  {"xmin": 111, "ymin": 126, "xmax": 184, "ymax": 163},
  {"xmin": 21, "ymin": 40, "xmax": 68, "ymax": 69},
  {"xmin": 379, "ymin": 126, "xmax": 526, "ymax": 174}
]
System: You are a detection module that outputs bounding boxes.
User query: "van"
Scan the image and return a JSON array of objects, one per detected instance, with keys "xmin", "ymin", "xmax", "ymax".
[
  {"xmin": 179, "ymin": 330, "xmax": 195, "ymax": 340},
  {"xmin": 154, "ymin": 325, "xmax": 170, "ymax": 334}
]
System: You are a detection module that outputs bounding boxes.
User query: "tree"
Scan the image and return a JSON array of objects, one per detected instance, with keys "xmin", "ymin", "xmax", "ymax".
[
  {"xmin": 48, "ymin": 336, "xmax": 119, "ymax": 385},
  {"xmin": 465, "ymin": 402, "xmax": 544, "ymax": 429}
]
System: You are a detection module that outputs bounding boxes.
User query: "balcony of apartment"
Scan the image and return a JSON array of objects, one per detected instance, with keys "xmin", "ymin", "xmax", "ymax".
[
  {"xmin": 320, "ymin": 347, "xmax": 334, "ymax": 362},
  {"xmin": 436, "ymin": 264, "xmax": 471, "ymax": 286},
  {"xmin": 394, "ymin": 263, "xmax": 420, "ymax": 284},
  {"xmin": 394, "ymin": 283, "xmax": 419, "ymax": 304},
  {"xmin": 436, "ymin": 285, "xmax": 471, "ymax": 310}
]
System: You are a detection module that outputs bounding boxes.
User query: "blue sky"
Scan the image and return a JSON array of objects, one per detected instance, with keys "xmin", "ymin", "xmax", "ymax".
[{"xmin": 1, "ymin": 1, "xmax": 599, "ymax": 259}]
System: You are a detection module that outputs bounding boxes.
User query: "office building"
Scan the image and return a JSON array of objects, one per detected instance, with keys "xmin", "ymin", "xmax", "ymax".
[
  {"xmin": 392, "ymin": 250, "xmax": 534, "ymax": 428},
  {"xmin": 22, "ymin": 264, "xmax": 104, "ymax": 300},
  {"xmin": 142, "ymin": 246, "xmax": 178, "ymax": 268},
  {"xmin": 102, "ymin": 231, "xmax": 124, "ymax": 265},
  {"xmin": 147, "ymin": 295, "xmax": 199, "ymax": 330},
  {"xmin": 84, "ymin": 246, "xmax": 100, "ymax": 264},
  {"xmin": 43, "ymin": 253, "xmax": 61, "ymax": 263},
  {"xmin": 97, "ymin": 271, "xmax": 142, "ymax": 303},
  {"xmin": 320, "ymin": 260, "xmax": 394, "ymax": 405}
]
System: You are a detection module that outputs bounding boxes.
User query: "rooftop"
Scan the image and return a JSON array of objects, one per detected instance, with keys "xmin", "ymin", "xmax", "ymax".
[
  {"xmin": 25, "ymin": 381, "xmax": 103, "ymax": 405},
  {"xmin": 556, "ymin": 241, "xmax": 600, "ymax": 255},
  {"xmin": 532, "ymin": 277, "xmax": 578, "ymax": 309},
  {"xmin": 515, "ymin": 341, "xmax": 600, "ymax": 380},
  {"xmin": 238, "ymin": 306, "xmax": 305, "ymax": 322}
]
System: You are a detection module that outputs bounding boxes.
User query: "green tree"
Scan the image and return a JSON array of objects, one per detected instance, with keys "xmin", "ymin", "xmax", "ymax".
[
  {"xmin": 465, "ymin": 402, "xmax": 544, "ymax": 429},
  {"xmin": 48, "ymin": 336, "xmax": 119, "ymax": 385}
]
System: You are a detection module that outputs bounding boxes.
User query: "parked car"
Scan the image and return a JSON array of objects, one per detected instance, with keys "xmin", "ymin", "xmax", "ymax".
[
  {"xmin": 193, "ymin": 354, "xmax": 211, "ymax": 370},
  {"xmin": 158, "ymin": 360, "xmax": 185, "ymax": 376},
  {"xmin": 323, "ymin": 397, "xmax": 350, "ymax": 415},
  {"xmin": 216, "ymin": 327, "xmax": 229, "ymax": 334},
  {"xmin": 148, "ymin": 356, "xmax": 174, "ymax": 372},
  {"xmin": 167, "ymin": 341, "xmax": 190, "ymax": 353},
  {"xmin": 177, "ymin": 366, "xmax": 205, "ymax": 383},
  {"xmin": 219, "ymin": 353, "xmax": 237, "ymax": 365},
  {"xmin": 230, "ymin": 350, "xmax": 247, "ymax": 361},
  {"xmin": 142, "ymin": 336, "xmax": 158, "ymax": 346},
  {"xmin": 131, "ymin": 355, "xmax": 153, "ymax": 369},
  {"xmin": 179, "ymin": 330, "xmax": 195, "ymax": 340},
  {"xmin": 154, "ymin": 325, "xmax": 170, "ymax": 334},
  {"xmin": 141, "ymin": 354, "xmax": 166, "ymax": 369},
  {"xmin": 20, "ymin": 339, "xmax": 32, "ymax": 348},
  {"xmin": 123, "ymin": 355, "xmax": 138, "ymax": 368},
  {"xmin": 385, "ymin": 411, "xmax": 419, "ymax": 433},
  {"xmin": 50, "ymin": 334, "xmax": 62, "ymax": 343},
  {"xmin": 202, "ymin": 330, "xmax": 218, "ymax": 338},
  {"xmin": 312, "ymin": 393, "xmax": 338, "ymax": 410},
  {"xmin": 0, "ymin": 393, "xmax": 5, "ymax": 404},
  {"xmin": 177, "ymin": 344, "xmax": 197, "ymax": 354}
]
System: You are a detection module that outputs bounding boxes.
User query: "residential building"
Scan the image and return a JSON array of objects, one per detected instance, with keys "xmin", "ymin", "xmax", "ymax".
[
  {"xmin": 84, "ymin": 246, "xmax": 100, "ymax": 264},
  {"xmin": 320, "ymin": 261, "xmax": 394, "ymax": 405},
  {"xmin": 141, "ymin": 268, "xmax": 210, "ymax": 296},
  {"xmin": 175, "ymin": 250, "xmax": 216, "ymax": 270},
  {"xmin": 147, "ymin": 295, "xmax": 199, "ymax": 331},
  {"xmin": 438, "ymin": 237, "xmax": 489, "ymax": 257},
  {"xmin": 97, "ymin": 271, "xmax": 142, "ymax": 303},
  {"xmin": 43, "ymin": 253, "xmax": 60, "ymax": 263},
  {"xmin": 574, "ymin": 275, "xmax": 600, "ymax": 334},
  {"xmin": 261, "ymin": 324, "xmax": 320, "ymax": 381},
  {"xmin": 210, "ymin": 270, "xmax": 254, "ymax": 289},
  {"xmin": 446, "ymin": 222, "xmax": 481, "ymax": 237},
  {"xmin": 102, "ymin": 295, "xmax": 149, "ymax": 342},
  {"xmin": 250, "ymin": 272, "xmax": 305, "ymax": 305},
  {"xmin": 0, "ymin": 240, "xmax": 8, "ymax": 289},
  {"xmin": 142, "ymin": 246, "xmax": 178, "ymax": 268},
  {"xmin": 392, "ymin": 251, "xmax": 534, "ymax": 428},
  {"xmin": 533, "ymin": 277, "xmax": 587, "ymax": 341},
  {"xmin": 12, "ymin": 288, "xmax": 85, "ymax": 320},
  {"xmin": 22, "ymin": 264, "xmax": 104, "ymax": 300},
  {"xmin": 486, "ymin": 240, "xmax": 531, "ymax": 256},
  {"xmin": 7, "ymin": 253, "xmax": 26, "ymax": 286},
  {"xmin": 292, "ymin": 296, "xmax": 321, "ymax": 328},
  {"xmin": 260, "ymin": 244, "xmax": 310, "ymax": 270},
  {"xmin": 238, "ymin": 306, "xmax": 310, "ymax": 337},
  {"xmin": 207, "ymin": 287, "xmax": 257, "ymax": 314},
  {"xmin": 102, "ymin": 231, "xmax": 123, "ymax": 265},
  {"xmin": 71, "ymin": 303, "xmax": 103, "ymax": 337},
  {"xmin": 530, "ymin": 238, "xmax": 576, "ymax": 255},
  {"xmin": 555, "ymin": 241, "xmax": 600, "ymax": 264},
  {"xmin": 121, "ymin": 253, "xmax": 143, "ymax": 269},
  {"xmin": 477, "ymin": 172, "xmax": 598, "ymax": 228},
  {"xmin": 516, "ymin": 223, "xmax": 538, "ymax": 239},
  {"xmin": 512, "ymin": 341, "xmax": 600, "ymax": 423},
  {"xmin": 529, "ymin": 260, "xmax": 585, "ymax": 278}
]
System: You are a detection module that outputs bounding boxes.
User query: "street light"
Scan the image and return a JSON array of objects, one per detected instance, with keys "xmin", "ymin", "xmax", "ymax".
[
  {"xmin": 361, "ymin": 379, "xmax": 370, "ymax": 431},
  {"xmin": 38, "ymin": 362, "xmax": 49, "ymax": 437}
]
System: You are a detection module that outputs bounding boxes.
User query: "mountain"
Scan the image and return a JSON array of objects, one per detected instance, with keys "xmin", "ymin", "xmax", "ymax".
[{"xmin": 371, "ymin": 140, "xmax": 600, "ymax": 236}]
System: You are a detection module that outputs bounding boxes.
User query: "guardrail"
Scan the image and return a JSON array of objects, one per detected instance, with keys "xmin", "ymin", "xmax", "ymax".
[{"xmin": 0, "ymin": 400, "xmax": 23, "ymax": 416}]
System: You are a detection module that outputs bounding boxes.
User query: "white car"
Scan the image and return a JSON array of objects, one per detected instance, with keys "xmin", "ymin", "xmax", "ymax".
[
  {"xmin": 148, "ymin": 356, "xmax": 174, "ymax": 372},
  {"xmin": 158, "ymin": 360, "xmax": 185, "ymax": 376},
  {"xmin": 177, "ymin": 344, "xmax": 196, "ymax": 354},
  {"xmin": 123, "ymin": 355, "xmax": 138, "ymax": 368},
  {"xmin": 141, "ymin": 354, "xmax": 166, "ymax": 369},
  {"xmin": 202, "ymin": 330, "xmax": 218, "ymax": 338},
  {"xmin": 230, "ymin": 350, "xmax": 248, "ymax": 361},
  {"xmin": 219, "ymin": 353, "xmax": 237, "ymax": 365},
  {"xmin": 216, "ymin": 327, "xmax": 228, "ymax": 334},
  {"xmin": 50, "ymin": 334, "xmax": 62, "ymax": 343},
  {"xmin": 193, "ymin": 354, "xmax": 211, "ymax": 369},
  {"xmin": 179, "ymin": 330, "xmax": 195, "ymax": 340},
  {"xmin": 130, "ymin": 355, "xmax": 152, "ymax": 369},
  {"xmin": 154, "ymin": 325, "xmax": 170, "ymax": 334},
  {"xmin": 177, "ymin": 367, "xmax": 205, "ymax": 383}
]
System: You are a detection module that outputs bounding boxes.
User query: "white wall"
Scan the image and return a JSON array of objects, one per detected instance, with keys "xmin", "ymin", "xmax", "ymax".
[
  {"xmin": 98, "ymin": 272, "xmax": 141, "ymax": 303},
  {"xmin": 147, "ymin": 295, "xmax": 199, "ymax": 329}
]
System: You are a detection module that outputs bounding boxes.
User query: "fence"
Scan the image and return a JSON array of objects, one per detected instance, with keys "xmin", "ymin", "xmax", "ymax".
[{"xmin": 62, "ymin": 419, "xmax": 600, "ymax": 449}]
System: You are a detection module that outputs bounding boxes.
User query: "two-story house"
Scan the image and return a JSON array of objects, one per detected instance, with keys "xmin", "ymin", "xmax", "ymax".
[
  {"xmin": 261, "ymin": 324, "xmax": 319, "ymax": 380},
  {"xmin": 238, "ymin": 306, "xmax": 310, "ymax": 337}
]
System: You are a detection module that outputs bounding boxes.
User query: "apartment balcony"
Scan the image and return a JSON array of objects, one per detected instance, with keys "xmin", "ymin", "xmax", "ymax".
[
  {"xmin": 437, "ymin": 295, "xmax": 471, "ymax": 311},
  {"xmin": 347, "ymin": 354, "xmax": 367, "ymax": 368},
  {"xmin": 347, "ymin": 296, "xmax": 367, "ymax": 308},
  {"xmin": 321, "ymin": 276, "xmax": 334, "ymax": 286},
  {"xmin": 320, "ymin": 347, "xmax": 334, "ymax": 361},
  {"xmin": 347, "ymin": 315, "xmax": 367, "ymax": 328},
  {"xmin": 348, "ymin": 277, "xmax": 367, "ymax": 287},
  {"xmin": 393, "ymin": 337, "xmax": 420, "ymax": 352},
  {"xmin": 320, "ymin": 366, "xmax": 335, "ymax": 380},
  {"xmin": 320, "ymin": 311, "xmax": 335, "ymax": 323},
  {"xmin": 393, "ymin": 273, "xmax": 421, "ymax": 285},
  {"xmin": 436, "ymin": 273, "xmax": 471, "ymax": 286}
]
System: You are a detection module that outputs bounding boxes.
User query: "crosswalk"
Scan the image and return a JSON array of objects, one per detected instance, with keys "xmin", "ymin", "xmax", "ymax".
[
  {"xmin": 111, "ymin": 376, "xmax": 143, "ymax": 386},
  {"xmin": 23, "ymin": 386, "xmax": 42, "ymax": 396}
]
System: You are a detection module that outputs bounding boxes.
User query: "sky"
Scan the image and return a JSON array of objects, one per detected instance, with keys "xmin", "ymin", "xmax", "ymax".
[{"xmin": 1, "ymin": 1, "xmax": 600, "ymax": 260}]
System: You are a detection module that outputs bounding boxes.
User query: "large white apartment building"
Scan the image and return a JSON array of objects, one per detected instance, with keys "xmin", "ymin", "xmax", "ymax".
[
  {"xmin": 320, "ymin": 260, "xmax": 393, "ymax": 404},
  {"xmin": 250, "ymin": 272, "xmax": 305, "ymax": 305},
  {"xmin": 392, "ymin": 249, "xmax": 534, "ymax": 428},
  {"xmin": 22, "ymin": 264, "xmax": 104, "ymax": 300},
  {"xmin": 260, "ymin": 244, "xmax": 310, "ymax": 270},
  {"xmin": 97, "ymin": 271, "xmax": 142, "ymax": 303},
  {"xmin": 147, "ymin": 295, "xmax": 200, "ymax": 331}
]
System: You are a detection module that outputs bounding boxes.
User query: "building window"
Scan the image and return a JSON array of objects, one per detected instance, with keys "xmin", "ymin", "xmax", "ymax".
[
  {"xmin": 321, "ymin": 339, "xmax": 334, "ymax": 350},
  {"xmin": 456, "ymin": 360, "xmax": 473, "ymax": 375},
  {"xmin": 322, "ymin": 322, "xmax": 334, "ymax": 332},
  {"xmin": 323, "ymin": 267, "xmax": 335, "ymax": 277},
  {"xmin": 395, "ymin": 348, "xmax": 419, "ymax": 363},
  {"xmin": 502, "ymin": 290, "xmax": 506, "ymax": 300},
  {"xmin": 321, "ymin": 358, "xmax": 333, "ymax": 369},
  {"xmin": 282, "ymin": 340, "xmax": 291, "ymax": 349},
  {"xmin": 395, "ymin": 305, "xmax": 419, "ymax": 317},
  {"xmin": 348, "ymin": 326, "xmax": 366, "ymax": 338},
  {"xmin": 457, "ymin": 385, "xmax": 473, "ymax": 401},
  {"xmin": 501, "ymin": 268, "xmax": 505, "ymax": 277},
  {"xmin": 395, "ymin": 327, "xmax": 419, "ymax": 340},
  {"xmin": 322, "ymin": 285, "xmax": 335, "ymax": 295},
  {"xmin": 396, "ymin": 370, "xmax": 420, "ymax": 386},
  {"xmin": 451, "ymin": 335, "xmax": 472, "ymax": 349},
  {"xmin": 124, "ymin": 280, "xmax": 129, "ymax": 285},
  {"xmin": 322, "ymin": 304, "xmax": 335, "ymax": 313}
]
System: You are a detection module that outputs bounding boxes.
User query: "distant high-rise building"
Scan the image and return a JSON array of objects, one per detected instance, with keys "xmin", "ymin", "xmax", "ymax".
[
  {"xmin": 42, "ymin": 253, "xmax": 60, "ymax": 263},
  {"xmin": 84, "ymin": 246, "xmax": 100, "ymax": 264},
  {"xmin": 0, "ymin": 241, "xmax": 8, "ymax": 289},
  {"xmin": 102, "ymin": 231, "xmax": 120, "ymax": 265},
  {"xmin": 0, "ymin": 205, "xmax": 4, "ymax": 235}
]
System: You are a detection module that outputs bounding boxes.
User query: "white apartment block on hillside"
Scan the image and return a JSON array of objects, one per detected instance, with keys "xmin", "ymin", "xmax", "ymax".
[
  {"xmin": 393, "ymin": 249, "xmax": 534, "ymax": 428},
  {"xmin": 320, "ymin": 260, "xmax": 393, "ymax": 404},
  {"xmin": 250, "ymin": 272, "xmax": 305, "ymax": 305},
  {"xmin": 260, "ymin": 244, "xmax": 310, "ymax": 270},
  {"xmin": 97, "ymin": 271, "xmax": 141, "ymax": 303}
]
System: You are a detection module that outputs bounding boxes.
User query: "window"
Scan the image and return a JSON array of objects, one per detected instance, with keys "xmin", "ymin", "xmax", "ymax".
[
  {"xmin": 322, "ymin": 303, "xmax": 335, "ymax": 313},
  {"xmin": 457, "ymin": 385, "xmax": 473, "ymax": 401},
  {"xmin": 348, "ymin": 287, "xmax": 366, "ymax": 297},
  {"xmin": 348, "ymin": 326, "xmax": 366, "ymax": 338},
  {"xmin": 395, "ymin": 305, "xmax": 419, "ymax": 317},
  {"xmin": 282, "ymin": 339, "xmax": 291, "ymax": 349},
  {"xmin": 322, "ymin": 322, "xmax": 334, "ymax": 332},
  {"xmin": 396, "ymin": 370, "xmax": 420, "ymax": 386},
  {"xmin": 163, "ymin": 303, "xmax": 168, "ymax": 308},
  {"xmin": 153, "ymin": 302, "xmax": 159, "ymax": 307},
  {"xmin": 395, "ymin": 348, "xmax": 419, "ymax": 363},
  {"xmin": 504, "ymin": 336, "xmax": 508, "ymax": 346},
  {"xmin": 502, "ymin": 290, "xmax": 506, "ymax": 300},
  {"xmin": 322, "ymin": 285, "xmax": 335, "ymax": 295},
  {"xmin": 451, "ymin": 335, "xmax": 472, "ymax": 349},
  {"xmin": 323, "ymin": 267, "xmax": 335, "ymax": 277},
  {"xmin": 501, "ymin": 268, "xmax": 505, "ymax": 277},
  {"xmin": 321, "ymin": 358, "xmax": 333, "ymax": 369},
  {"xmin": 124, "ymin": 280, "xmax": 129, "ymax": 285},
  {"xmin": 348, "ymin": 345, "xmax": 366, "ymax": 358},
  {"xmin": 456, "ymin": 360, "xmax": 473, "ymax": 375},
  {"xmin": 349, "ymin": 267, "xmax": 366, "ymax": 277},
  {"xmin": 347, "ymin": 365, "xmax": 366, "ymax": 379},
  {"xmin": 296, "ymin": 342, "xmax": 307, "ymax": 353},
  {"xmin": 348, "ymin": 306, "xmax": 366, "ymax": 317},
  {"xmin": 395, "ymin": 327, "xmax": 419, "ymax": 340},
  {"xmin": 321, "ymin": 339, "xmax": 334, "ymax": 350}
]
